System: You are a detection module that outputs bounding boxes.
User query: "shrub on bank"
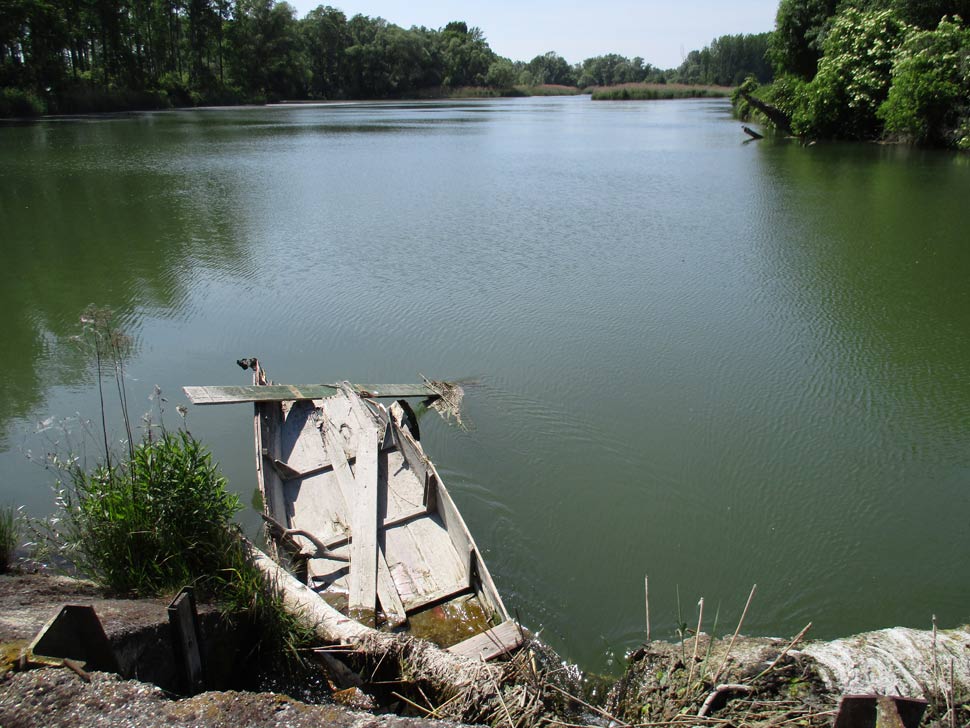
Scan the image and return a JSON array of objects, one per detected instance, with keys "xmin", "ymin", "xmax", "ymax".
[
  {"xmin": 52, "ymin": 430, "xmax": 239, "ymax": 595},
  {"xmin": 0, "ymin": 88, "xmax": 46, "ymax": 117}
]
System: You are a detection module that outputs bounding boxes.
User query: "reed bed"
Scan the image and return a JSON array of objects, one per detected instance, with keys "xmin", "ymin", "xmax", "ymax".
[{"xmin": 591, "ymin": 83, "xmax": 734, "ymax": 100}]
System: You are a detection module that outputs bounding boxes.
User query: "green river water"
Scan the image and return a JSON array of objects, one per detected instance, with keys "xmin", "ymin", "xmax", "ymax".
[{"xmin": 1, "ymin": 97, "xmax": 968, "ymax": 673}]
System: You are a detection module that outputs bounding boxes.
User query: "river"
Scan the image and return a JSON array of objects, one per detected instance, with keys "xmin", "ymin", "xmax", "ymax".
[{"xmin": 1, "ymin": 96, "xmax": 968, "ymax": 673}]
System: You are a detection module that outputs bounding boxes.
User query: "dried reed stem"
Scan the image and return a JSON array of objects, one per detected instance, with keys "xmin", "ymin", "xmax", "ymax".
[
  {"xmin": 687, "ymin": 598, "xmax": 705, "ymax": 689},
  {"xmin": 753, "ymin": 622, "xmax": 812, "ymax": 682},
  {"xmin": 547, "ymin": 684, "xmax": 630, "ymax": 727},
  {"xmin": 645, "ymin": 575, "xmax": 651, "ymax": 642},
  {"xmin": 712, "ymin": 583, "xmax": 757, "ymax": 683}
]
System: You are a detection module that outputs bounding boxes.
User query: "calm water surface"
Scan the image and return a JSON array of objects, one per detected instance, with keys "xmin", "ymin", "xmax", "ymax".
[{"xmin": 1, "ymin": 97, "xmax": 968, "ymax": 673}]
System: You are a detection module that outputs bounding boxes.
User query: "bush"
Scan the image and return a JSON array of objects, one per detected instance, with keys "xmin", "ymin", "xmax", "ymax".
[
  {"xmin": 794, "ymin": 8, "xmax": 912, "ymax": 139},
  {"xmin": 879, "ymin": 16, "xmax": 970, "ymax": 145},
  {"xmin": 0, "ymin": 88, "xmax": 46, "ymax": 117},
  {"xmin": 53, "ymin": 431, "xmax": 240, "ymax": 595}
]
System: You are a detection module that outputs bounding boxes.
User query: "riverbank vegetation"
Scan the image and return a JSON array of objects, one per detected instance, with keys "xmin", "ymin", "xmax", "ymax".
[
  {"xmin": 592, "ymin": 83, "xmax": 733, "ymax": 100},
  {"xmin": 740, "ymin": 1, "xmax": 970, "ymax": 149},
  {"xmin": 0, "ymin": 0, "xmax": 768, "ymax": 116},
  {"xmin": 0, "ymin": 507, "xmax": 20, "ymax": 573},
  {"xmin": 31, "ymin": 307, "xmax": 315, "ymax": 665}
]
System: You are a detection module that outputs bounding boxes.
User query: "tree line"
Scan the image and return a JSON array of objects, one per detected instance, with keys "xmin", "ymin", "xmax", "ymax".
[
  {"xmin": 744, "ymin": 0, "xmax": 970, "ymax": 148},
  {"xmin": 0, "ymin": 0, "xmax": 774, "ymax": 116}
]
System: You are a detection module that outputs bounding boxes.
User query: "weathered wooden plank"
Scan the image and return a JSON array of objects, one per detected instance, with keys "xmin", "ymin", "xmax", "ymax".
[
  {"xmin": 348, "ymin": 417, "xmax": 378, "ymax": 625},
  {"xmin": 280, "ymin": 401, "xmax": 329, "ymax": 474},
  {"xmin": 396, "ymin": 422, "xmax": 510, "ymax": 624},
  {"xmin": 319, "ymin": 397, "xmax": 376, "ymax": 626},
  {"xmin": 256, "ymin": 402, "xmax": 288, "ymax": 536},
  {"xmin": 318, "ymin": 506, "xmax": 427, "ymax": 552},
  {"xmin": 286, "ymin": 469, "xmax": 348, "ymax": 544},
  {"xmin": 376, "ymin": 544, "xmax": 407, "ymax": 628},
  {"xmin": 184, "ymin": 383, "xmax": 439, "ymax": 405},
  {"xmin": 447, "ymin": 620, "xmax": 523, "ymax": 661},
  {"xmin": 402, "ymin": 582, "xmax": 472, "ymax": 614}
]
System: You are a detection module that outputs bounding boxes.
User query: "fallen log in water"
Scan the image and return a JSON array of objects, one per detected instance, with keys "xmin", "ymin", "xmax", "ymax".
[
  {"xmin": 739, "ymin": 90, "xmax": 793, "ymax": 135},
  {"xmin": 248, "ymin": 541, "xmax": 581, "ymax": 725}
]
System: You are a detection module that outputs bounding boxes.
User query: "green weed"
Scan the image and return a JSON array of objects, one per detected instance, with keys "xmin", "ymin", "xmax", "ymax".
[{"xmin": 0, "ymin": 506, "xmax": 21, "ymax": 572}]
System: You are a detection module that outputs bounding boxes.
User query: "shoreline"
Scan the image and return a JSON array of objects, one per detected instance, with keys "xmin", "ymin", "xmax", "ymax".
[{"xmin": 2, "ymin": 570, "xmax": 966, "ymax": 727}]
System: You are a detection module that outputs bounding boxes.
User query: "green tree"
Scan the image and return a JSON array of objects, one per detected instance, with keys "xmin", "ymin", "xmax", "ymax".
[
  {"xmin": 439, "ymin": 20, "xmax": 492, "ymax": 87},
  {"xmin": 302, "ymin": 4, "xmax": 349, "ymax": 98},
  {"xmin": 228, "ymin": 0, "xmax": 304, "ymax": 99},
  {"xmin": 769, "ymin": 0, "xmax": 839, "ymax": 79},
  {"xmin": 485, "ymin": 58, "xmax": 517, "ymax": 88},
  {"xmin": 522, "ymin": 51, "xmax": 575, "ymax": 86},
  {"xmin": 879, "ymin": 15, "xmax": 970, "ymax": 146}
]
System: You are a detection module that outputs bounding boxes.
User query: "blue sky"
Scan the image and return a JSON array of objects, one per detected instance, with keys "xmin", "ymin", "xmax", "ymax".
[{"xmin": 284, "ymin": 1, "xmax": 781, "ymax": 69}]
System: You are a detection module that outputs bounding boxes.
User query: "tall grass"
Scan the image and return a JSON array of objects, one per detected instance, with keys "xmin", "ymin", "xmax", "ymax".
[
  {"xmin": 518, "ymin": 84, "xmax": 583, "ymax": 96},
  {"xmin": 0, "ymin": 506, "xmax": 21, "ymax": 572},
  {"xmin": 591, "ymin": 83, "xmax": 734, "ymax": 101},
  {"xmin": 50, "ymin": 431, "xmax": 240, "ymax": 595}
]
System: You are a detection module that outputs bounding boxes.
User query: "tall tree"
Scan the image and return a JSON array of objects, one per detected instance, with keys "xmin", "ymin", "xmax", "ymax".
[
  {"xmin": 302, "ymin": 4, "xmax": 348, "ymax": 98},
  {"xmin": 769, "ymin": 0, "xmax": 839, "ymax": 79}
]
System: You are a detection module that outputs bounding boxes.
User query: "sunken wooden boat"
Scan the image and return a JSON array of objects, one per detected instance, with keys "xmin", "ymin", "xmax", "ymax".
[{"xmin": 184, "ymin": 360, "xmax": 522, "ymax": 662}]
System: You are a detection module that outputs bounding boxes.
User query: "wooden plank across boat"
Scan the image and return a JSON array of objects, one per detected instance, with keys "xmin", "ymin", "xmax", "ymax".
[{"xmin": 184, "ymin": 360, "xmax": 522, "ymax": 661}]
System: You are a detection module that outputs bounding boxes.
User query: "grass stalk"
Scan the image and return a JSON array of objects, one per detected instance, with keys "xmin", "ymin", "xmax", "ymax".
[
  {"xmin": 712, "ymin": 584, "xmax": 757, "ymax": 683},
  {"xmin": 687, "ymin": 598, "xmax": 704, "ymax": 689},
  {"xmin": 752, "ymin": 623, "xmax": 812, "ymax": 682},
  {"xmin": 677, "ymin": 585, "xmax": 686, "ymax": 664},
  {"xmin": 645, "ymin": 575, "xmax": 651, "ymax": 642}
]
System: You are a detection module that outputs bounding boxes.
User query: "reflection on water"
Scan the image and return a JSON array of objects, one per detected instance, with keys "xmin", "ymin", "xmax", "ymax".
[{"xmin": 1, "ymin": 98, "xmax": 968, "ymax": 673}]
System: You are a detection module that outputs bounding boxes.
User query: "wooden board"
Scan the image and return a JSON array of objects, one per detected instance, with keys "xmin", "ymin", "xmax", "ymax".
[
  {"xmin": 348, "ymin": 418, "xmax": 378, "ymax": 624},
  {"xmin": 448, "ymin": 620, "xmax": 523, "ymax": 661},
  {"xmin": 184, "ymin": 383, "xmax": 439, "ymax": 405},
  {"xmin": 280, "ymin": 401, "xmax": 329, "ymax": 474},
  {"xmin": 376, "ymin": 544, "xmax": 407, "ymax": 627}
]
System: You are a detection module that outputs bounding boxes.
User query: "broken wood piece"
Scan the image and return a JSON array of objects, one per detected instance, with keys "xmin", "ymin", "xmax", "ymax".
[
  {"xmin": 62, "ymin": 658, "xmax": 91, "ymax": 683},
  {"xmin": 376, "ymin": 546, "xmax": 407, "ymax": 628},
  {"xmin": 447, "ymin": 620, "xmax": 524, "ymax": 661},
  {"xmin": 167, "ymin": 587, "xmax": 205, "ymax": 694},
  {"xmin": 742, "ymin": 125, "xmax": 764, "ymax": 140}
]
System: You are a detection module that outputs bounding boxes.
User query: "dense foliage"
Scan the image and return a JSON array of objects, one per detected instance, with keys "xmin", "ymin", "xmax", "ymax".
[
  {"xmin": 675, "ymin": 32, "xmax": 773, "ymax": 85},
  {"xmin": 746, "ymin": 0, "xmax": 970, "ymax": 148},
  {"xmin": 0, "ymin": 1, "xmax": 509, "ymax": 111},
  {"xmin": 52, "ymin": 430, "xmax": 241, "ymax": 594},
  {"xmin": 1, "ymin": 0, "xmax": 775, "ymax": 115}
]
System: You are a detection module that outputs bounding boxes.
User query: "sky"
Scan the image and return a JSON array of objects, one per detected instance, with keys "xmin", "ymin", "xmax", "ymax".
[{"xmin": 284, "ymin": 0, "xmax": 781, "ymax": 69}]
